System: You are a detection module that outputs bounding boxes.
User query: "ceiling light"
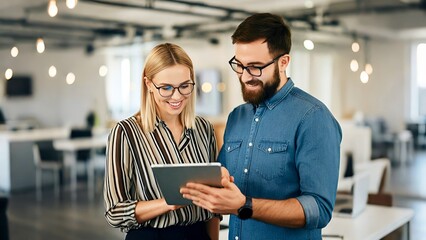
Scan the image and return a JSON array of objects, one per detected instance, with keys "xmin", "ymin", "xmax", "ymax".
[
  {"xmin": 360, "ymin": 71, "xmax": 369, "ymax": 83},
  {"xmin": 66, "ymin": 0, "xmax": 78, "ymax": 9},
  {"xmin": 303, "ymin": 39, "xmax": 314, "ymax": 50},
  {"xmin": 11, "ymin": 46, "xmax": 19, "ymax": 57},
  {"xmin": 36, "ymin": 38, "xmax": 45, "ymax": 53},
  {"xmin": 49, "ymin": 65, "xmax": 57, "ymax": 77},
  {"xmin": 350, "ymin": 59, "xmax": 359, "ymax": 72},
  {"xmin": 5, "ymin": 68, "xmax": 13, "ymax": 80},
  {"xmin": 48, "ymin": 0, "xmax": 58, "ymax": 17}
]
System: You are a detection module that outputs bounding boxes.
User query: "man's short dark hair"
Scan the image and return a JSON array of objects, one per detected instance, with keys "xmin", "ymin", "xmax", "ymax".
[{"xmin": 231, "ymin": 13, "xmax": 292, "ymax": 56}]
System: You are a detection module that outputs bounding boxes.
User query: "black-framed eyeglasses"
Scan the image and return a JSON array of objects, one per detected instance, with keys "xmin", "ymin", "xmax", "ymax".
[
  {"xmin": 228, "ymin": 53, "xmax": 285, "ymax": 77},
  {"xmin": 151, "ymin": 81, "xmax": 195, "ymax": 98}
]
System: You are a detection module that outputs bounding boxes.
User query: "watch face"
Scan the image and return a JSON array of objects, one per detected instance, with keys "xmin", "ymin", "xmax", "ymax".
[{"xmin": 238, "ymin": 207, "xmax": 253, "ymax": 220}]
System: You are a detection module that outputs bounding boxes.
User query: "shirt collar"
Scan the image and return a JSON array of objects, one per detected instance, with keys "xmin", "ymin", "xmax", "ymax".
[
  {"xmin": 264, "ymin": 77, "xmax": 294, "ymax": 110},
  {"xmin": 153, "ymin": 116, "xmax": 192, "ymax": 139}
]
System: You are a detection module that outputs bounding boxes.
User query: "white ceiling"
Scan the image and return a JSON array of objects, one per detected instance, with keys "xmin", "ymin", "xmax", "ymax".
[{"xmin": 0, "ymin": 0, "xmax": 425, "ymax": 49}]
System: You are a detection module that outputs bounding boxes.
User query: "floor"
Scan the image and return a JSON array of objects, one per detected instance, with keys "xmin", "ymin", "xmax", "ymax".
[{"xmin": 4, "ymin": 150, "xmax": 426, "ymax": 240}]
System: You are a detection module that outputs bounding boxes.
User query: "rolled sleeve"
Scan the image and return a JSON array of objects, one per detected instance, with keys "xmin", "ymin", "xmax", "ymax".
[{"xmin": 296, "ymin": 195, "xmax": 319, "ymax": 228}]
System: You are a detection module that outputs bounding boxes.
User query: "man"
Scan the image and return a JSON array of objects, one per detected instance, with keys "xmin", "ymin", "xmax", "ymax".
[{"xmin": 181, "ymin": 13, "xmax": 342, "ymax": 239}]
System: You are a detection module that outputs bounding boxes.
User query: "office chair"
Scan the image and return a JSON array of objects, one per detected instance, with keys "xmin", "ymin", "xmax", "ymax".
[
  {"xmin": 70, "ymin": 128, "xmax": 92, "ymax": 162},
  {"xmin": 33, "ymin": 141, "xmax": 63, "ymax": 201},
  {"xmin": 69, "ymin": 128, "xmax": 104, "ymax": 199}
]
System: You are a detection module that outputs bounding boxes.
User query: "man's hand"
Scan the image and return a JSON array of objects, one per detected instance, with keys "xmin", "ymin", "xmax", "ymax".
[{"xmin": 180, "ymin": 167, "xmax": 244, "ymax": 214}]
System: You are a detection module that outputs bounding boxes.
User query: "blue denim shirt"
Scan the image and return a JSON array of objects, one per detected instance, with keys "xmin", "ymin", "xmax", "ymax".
[{"xmin": 218, "ymin": 79, "xmax": 342, "ymax": 240}]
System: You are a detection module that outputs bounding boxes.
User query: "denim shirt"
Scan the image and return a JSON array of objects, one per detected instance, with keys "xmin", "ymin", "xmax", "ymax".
[{"xmin": 218, "ymin": 79, "xmax": 342, "ymax": 240}]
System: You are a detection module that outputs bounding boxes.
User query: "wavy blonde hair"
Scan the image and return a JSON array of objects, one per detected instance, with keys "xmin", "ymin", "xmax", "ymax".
[{"xmin": 138, "ymin": 43, "xmax": 196, "ymax": 132}]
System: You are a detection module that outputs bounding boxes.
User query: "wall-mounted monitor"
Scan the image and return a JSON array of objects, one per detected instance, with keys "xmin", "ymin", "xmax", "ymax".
[{"xmin": 5, "ymin": 75, "xmax": 33, "ymax": 97}]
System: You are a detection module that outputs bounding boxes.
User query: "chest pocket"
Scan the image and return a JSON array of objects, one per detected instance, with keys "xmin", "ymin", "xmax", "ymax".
[
  {"xmin": 223, "ymin": 140, "xmax": 242, "ymax": 175},
  {"xmin": 254, "ymin": 140, "xmax": 289, "ymax": 181}
]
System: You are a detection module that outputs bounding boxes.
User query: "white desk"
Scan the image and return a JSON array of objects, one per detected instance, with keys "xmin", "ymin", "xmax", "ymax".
[
  {"xmin": 53, "ymin": 136, "xmax": 107, "ymax": 199},
  {"xmin": 218, "ymin": 205, "xmax": 414, "ymax": 240},
  {"xmin": 323, "ymin": 205, "xmax": 414, "ymax": 240}
]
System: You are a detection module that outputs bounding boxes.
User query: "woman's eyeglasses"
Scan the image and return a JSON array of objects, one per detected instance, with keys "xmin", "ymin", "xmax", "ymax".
[{"xmin": 151, "ymin": 81, "xmax": 195, "ymax": 98}]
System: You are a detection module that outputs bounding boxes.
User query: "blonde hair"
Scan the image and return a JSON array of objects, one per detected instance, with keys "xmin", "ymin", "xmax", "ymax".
[{"xmin": 139, "ymin": 43, "xmax": 196, "ymax": 132}]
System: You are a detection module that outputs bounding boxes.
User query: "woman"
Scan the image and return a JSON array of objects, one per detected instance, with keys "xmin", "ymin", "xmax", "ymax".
[{"xmin": 104, "ymin": 43, "xmax": 220, "ymax": 240}]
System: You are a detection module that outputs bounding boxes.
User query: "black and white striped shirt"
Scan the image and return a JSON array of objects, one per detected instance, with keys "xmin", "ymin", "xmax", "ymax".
[{"xmin": 104, "ymin": 116, "xmax": 217, "ymax": 232}]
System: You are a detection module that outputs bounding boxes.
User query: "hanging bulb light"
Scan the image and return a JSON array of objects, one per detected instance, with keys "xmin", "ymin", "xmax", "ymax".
[
  {"xmin": 360, "ymin": 71, "xmax": 369, "ymax": 83},
  {"xmin": 36, "ymin": 38, "xmax": 45, "ymax": 53},
  {"xmin": 5, "ymin": 68, "xmax": 13, "ymax": 80},
  {"xmin": 351, "ymin": 41, "xmax": 360, "ymax": 53},
  {"xmin": 365, "ymin": 63, "xmax": 373, "ymax": 75},
  {"xmin": 49, "ymin": 65, "xmax": 57, "ymax": 77},
  {"xmin": 47, "ymin": 0, "xmax": 58, "ymax": 17},
  {"xmin": 66, "ymin": 72, "xmax": 76, "ymax": 84},
  {"xmin": 66, "ymin": 0, "xmax": 78, "ymax": 9},
  {"xmin": 303, "ymin": 39, "xmax": 314, "ymax": 50},
  {"xmin": 217, "ymin": 82, "xmax": 226, "ymax": 92},
  {"xmin": 11, "ymin": 46, "xmax": 19, "ymax": 57},
  {"xmin": 99, "ymin": 65, "xmax": 108, "ymax": 77},
  {"xmin": 350, "ymin": 59, "xmax": 359, "ymax": 72}
]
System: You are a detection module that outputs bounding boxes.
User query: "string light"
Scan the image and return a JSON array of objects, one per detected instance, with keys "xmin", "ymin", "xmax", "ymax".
[{"xmin": 47, "ymin": 0, "xmax": 58, "ymax": 17}]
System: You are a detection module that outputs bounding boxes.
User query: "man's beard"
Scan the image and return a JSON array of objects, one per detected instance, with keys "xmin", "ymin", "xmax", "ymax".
[{"xmin": 240, "ymin": 67, "xmax": 280, "ymax": 105}]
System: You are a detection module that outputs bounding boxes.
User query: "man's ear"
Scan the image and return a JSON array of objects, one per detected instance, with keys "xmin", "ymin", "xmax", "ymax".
[{"xmin": 278, "ymin": 54, "xmax": 290, "ymax": 72}]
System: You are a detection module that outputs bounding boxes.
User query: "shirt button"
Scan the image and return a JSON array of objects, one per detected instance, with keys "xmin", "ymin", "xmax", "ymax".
[
  {"xmin": 235, "ymin": 236, "xmax": 239, "ymax": 240},
  {"xmin": 244, "ymin": 168, "xmax": 248, "ymax": 173},
  {"xmin": 249, "ymin": 142, "xmax": 253, "ymax": 147},
  {"xmin": 268, "ymin": 147, "xmax": 272, "ymax": 152},
  {"xmin": 227, "ymin": 146, "xmax": 231, "ymax": 151},
  {"xmin": 255, "ymin": 118, "xmax": 259, "ymax": 122}
]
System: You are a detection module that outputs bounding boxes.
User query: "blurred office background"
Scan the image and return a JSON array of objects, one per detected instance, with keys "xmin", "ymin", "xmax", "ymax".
[{"xmin": 1, "ymin": 0, "xmax": 426, "ymax": 239}]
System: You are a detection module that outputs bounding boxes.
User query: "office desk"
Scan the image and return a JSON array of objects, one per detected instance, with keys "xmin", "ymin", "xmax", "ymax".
[
  {"xmin": 323, "ymin": 205, "xmax": 414, "ymax": 240},
  {"xmin": 53, "ymin": 136, "xmax": 107, "ymax": 199}
]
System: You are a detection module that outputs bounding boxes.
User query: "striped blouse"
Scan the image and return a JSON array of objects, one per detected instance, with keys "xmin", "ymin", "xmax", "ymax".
[{"xmin": 104, "ymin": 115, "xmax": 217, "ymax": 232}]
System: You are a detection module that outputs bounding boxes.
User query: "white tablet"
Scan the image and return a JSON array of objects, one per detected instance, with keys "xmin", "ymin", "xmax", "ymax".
[{"xmin": 151, "ymin": 162, "xmax": 222, "ymax": 205}]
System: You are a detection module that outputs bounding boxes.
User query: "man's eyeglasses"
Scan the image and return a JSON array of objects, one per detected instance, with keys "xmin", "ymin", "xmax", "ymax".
[
  {"xmin": 151, "ymin": 81, "xmax": 195, "ymax": 98},
  {"xmin": 228, "ymin": 53, "xmax": 285, "ymax": 77}
]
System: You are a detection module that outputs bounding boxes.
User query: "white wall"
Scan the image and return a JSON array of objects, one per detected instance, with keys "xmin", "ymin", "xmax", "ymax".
[{"xmin": 0, "ymin": 45, "xmax": 109, "ymax": 128}]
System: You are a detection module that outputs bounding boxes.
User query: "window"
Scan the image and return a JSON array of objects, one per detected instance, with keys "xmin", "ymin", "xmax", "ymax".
[
  {"xmin": 410, "ymin": 42, "xmax": 426, "ymax": 120},
  {"xmin": 105, "ymin": 44, "xmax": 150, "ymax": 121}
]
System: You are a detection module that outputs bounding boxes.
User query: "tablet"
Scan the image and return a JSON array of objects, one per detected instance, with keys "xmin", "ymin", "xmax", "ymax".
[{"xmin": 151, "ymin": 162, "xmax": 222, "ymax": 205}]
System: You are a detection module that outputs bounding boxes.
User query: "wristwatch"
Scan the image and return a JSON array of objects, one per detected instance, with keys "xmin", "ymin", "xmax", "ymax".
[{"xmin": 237, "ymin": 196, "xmax": 253, "ymax": 220}]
